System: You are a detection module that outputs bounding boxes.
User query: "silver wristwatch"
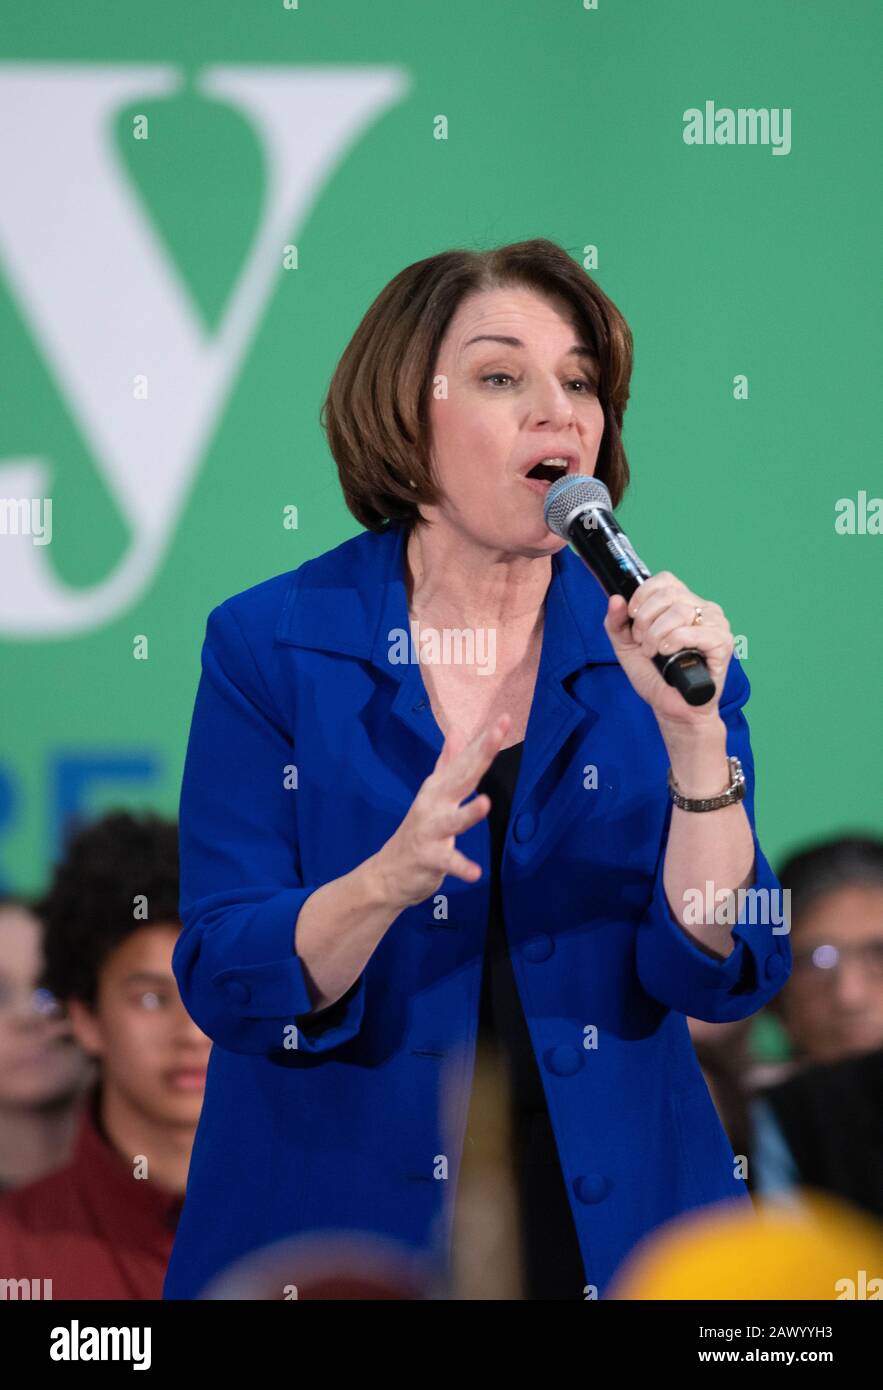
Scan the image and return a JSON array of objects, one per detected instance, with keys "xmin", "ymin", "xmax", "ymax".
[{"xmin": 667, "ymin": 755, "xmax": 746, "ymax": 812}]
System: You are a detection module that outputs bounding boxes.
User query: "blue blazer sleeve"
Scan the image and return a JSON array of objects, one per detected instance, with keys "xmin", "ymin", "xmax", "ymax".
[
  {"xmin": 172, "ymin": 600, "xmax": 365, "ymax": 1057},
  {"xmin": 634, "ymin": 657, "xmax": 791, "ymax": 1022}
]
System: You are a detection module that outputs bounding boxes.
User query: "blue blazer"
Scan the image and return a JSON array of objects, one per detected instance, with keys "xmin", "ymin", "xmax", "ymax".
[{"xmin": 163, "ymin": 521, "xmax": 790, "ymax": 1299}]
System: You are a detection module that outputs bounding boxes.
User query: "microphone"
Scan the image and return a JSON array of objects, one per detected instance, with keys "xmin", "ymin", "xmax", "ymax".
[{"xmin": 543, "ymin": 474, "xmax": 716, "ymax": 707}]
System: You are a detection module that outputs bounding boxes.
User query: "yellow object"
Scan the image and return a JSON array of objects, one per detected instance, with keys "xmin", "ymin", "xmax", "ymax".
[{"xmin": 609, "ymin": 1190, "xmax": 883, "ymax": 1300}]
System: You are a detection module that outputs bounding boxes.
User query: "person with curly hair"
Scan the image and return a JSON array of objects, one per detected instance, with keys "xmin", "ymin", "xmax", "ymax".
[{"xmin": 0, "ymin": 810, "xmax": 210, "ymax": 1298}]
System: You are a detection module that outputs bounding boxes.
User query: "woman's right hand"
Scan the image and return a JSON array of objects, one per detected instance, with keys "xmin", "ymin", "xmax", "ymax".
[{"xmin": 374, "ymin": 712, "xmax": 513, "ymax": 912}]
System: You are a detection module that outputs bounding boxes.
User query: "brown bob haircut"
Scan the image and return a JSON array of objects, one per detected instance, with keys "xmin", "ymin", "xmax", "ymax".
[{"xmin": 320, "ymin": 238, "xmax": 634, "ymax": 533}]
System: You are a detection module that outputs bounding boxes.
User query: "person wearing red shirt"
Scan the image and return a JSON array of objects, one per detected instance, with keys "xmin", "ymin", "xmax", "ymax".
[
  {"xmin": 0, "ymin": 895, "xmax": 93, "ymax": 1194},
  {"xmin": 0, "ymin": 811, "xmax": 210, "ymax": 1299}
]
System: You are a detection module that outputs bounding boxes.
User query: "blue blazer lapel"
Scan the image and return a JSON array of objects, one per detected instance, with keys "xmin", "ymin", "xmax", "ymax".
[{"xmin": 274, "ymin": 520, "xmax": 622, "ymax": 818}]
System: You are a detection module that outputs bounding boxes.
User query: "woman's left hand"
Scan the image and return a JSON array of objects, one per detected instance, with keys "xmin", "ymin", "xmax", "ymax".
[{"xmin": 602, "ymin": 572, "xmax": 734, "ymax": 730}]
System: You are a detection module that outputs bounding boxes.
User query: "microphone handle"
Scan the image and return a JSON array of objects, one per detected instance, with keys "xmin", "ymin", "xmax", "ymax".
[{"xmin": 565, "ymin": 507, "xmax": 716, "ymax": 707}]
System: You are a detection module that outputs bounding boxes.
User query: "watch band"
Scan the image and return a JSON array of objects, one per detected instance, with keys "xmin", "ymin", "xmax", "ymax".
[{"xmin": 667, "ymin": 755, "xmax": 746, "ymax": 812}]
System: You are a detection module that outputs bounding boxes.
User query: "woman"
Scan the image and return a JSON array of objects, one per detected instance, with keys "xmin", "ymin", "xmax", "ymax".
[{"xmin": 163, "ymin": 238, "xmax": 791, "ymax": 1300}]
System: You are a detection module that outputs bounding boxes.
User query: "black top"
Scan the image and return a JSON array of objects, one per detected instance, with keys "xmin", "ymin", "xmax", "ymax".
[
  {"xmin": 456, "ymin": 739, "xmax": 585, "ymax": 1299},
  {"xmin": 475, "ymin": 742, "xmax": 546, "ymax": 1110},
  {"xmin": 757, "ymin": 1046, "xmax": 883, "ymax": 1219}
]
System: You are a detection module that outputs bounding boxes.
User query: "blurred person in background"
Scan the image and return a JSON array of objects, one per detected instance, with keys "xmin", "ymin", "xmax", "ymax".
[
  {"xmin": 0, "ymin": 894, "xmax": 92, "ymax": 1192},
  {"xmin": 0, "ymin": 810, "xmax": 211, "ymax": 1298},
  {"xmin": 767, "ymin": 835, "xmax": 883, "ymax": 1067},
  {"xmin": 684, "ymin": 836, "xmax": 883, "ymax": 1207},
  {"xmin": 748, "ymin": 835, "xmax": 883, "ymax": 1216}
]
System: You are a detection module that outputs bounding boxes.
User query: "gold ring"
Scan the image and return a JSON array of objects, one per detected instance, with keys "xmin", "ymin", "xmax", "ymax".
[{"xmin": 691, "ymin": 605, "xmax": 703, "ymax": 626}]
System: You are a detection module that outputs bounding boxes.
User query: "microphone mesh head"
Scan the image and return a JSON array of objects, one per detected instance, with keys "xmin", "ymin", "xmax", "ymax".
[{"xmin": 543, "ymin": 474, "xmax": 613, "ymax": 537}]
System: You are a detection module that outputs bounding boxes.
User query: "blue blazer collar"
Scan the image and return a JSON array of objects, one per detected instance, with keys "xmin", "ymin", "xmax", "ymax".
[
  {"xmin": 275, "ymin": 522, "xmax": 623, "ymax": 816},
  {"xmin": 274, "ymin": 521, "xmax": 619, "ymax": 680}
]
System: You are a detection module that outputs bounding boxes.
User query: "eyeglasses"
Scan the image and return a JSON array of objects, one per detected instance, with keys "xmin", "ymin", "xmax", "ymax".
[
  {"xmin": 791, "ymin": 940, "xmax": 883, "ymax": 983},
  {"xmin": 0, "ymin": 983, "xmax": 64, "ymax": 1017}
]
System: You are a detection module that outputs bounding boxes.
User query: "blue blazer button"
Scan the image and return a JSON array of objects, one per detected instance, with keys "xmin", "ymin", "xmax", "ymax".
[
  {"xmin": 764, "ymin": 953, "xmax": 785, "ymax": 980},
  {"xmin": 224, "ymin": 980, "xmax": 251, "ymax": 1003},
  {"xmin": 522, "ymin": 934, "xmax": 554, "ymax": 962},
  {"xmin": 574, "ymin": 1173, "xmax": 612, "ymax": 1204},
  {"xmin": 513, "ymin": 812, "xmax": 536, "ymax": 843},
  {"xmin": 543, "ymin": 1044, "xmax": 583, "ymax": 1076}
]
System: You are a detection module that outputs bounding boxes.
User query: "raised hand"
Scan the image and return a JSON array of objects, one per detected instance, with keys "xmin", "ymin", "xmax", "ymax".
[{"xmin": 375, "ymin": 712, "xmax": 513, "ymax": 911}]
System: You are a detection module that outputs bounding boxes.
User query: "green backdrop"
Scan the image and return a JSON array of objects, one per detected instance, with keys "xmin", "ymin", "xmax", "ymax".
[{"xmin": 1, "ymin": 0, "xmax": 880, "ymax": 895}]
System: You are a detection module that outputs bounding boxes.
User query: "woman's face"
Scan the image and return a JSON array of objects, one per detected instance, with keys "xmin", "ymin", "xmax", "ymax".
[{"xmin": 424, "ymin": 285, "xmax": 607, "ymax": 554}]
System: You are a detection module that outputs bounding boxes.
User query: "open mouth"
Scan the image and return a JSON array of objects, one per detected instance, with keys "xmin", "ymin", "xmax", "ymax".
[{"xmin": 522, "ymin": 459, "xmax": 571, "ymax": 488}]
